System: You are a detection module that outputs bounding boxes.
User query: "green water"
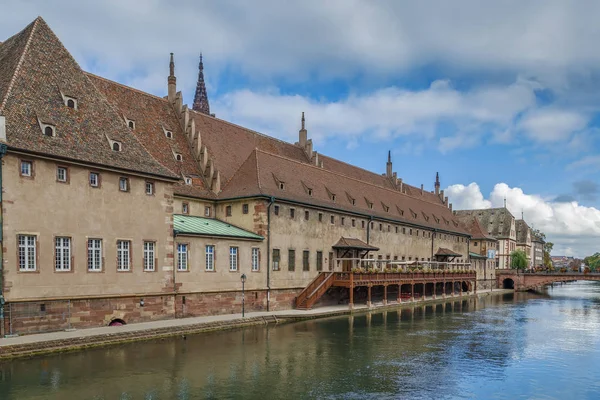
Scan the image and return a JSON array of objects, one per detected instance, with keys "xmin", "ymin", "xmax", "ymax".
[{"xmin": 1, "ymin": 282, "xmax": 600, "ymax": 399}]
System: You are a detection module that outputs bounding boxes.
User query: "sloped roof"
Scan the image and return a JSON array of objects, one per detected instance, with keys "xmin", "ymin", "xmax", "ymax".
[
  {"xmin": 220, "ymin": 149, "xmax": 469, "ymax": 235},
  {"xmin": 174, "ymin": 214, "xmax": 263, "ymax": 240},
  {"xmin": 436, "ymin": 247, "xmax": 462, "ymax": 257},
  {"xmin": 0, "ymin": 17, "xmax": 176, "ymax": 179},
  {"xmin": 455, "ymin": 214, "xmax": 497, "ymax": 241},
  {"xmin": 515, "ymin": 219, "xmax": 530, "ymax": 244},
  {"xmin": 454, "ymin": 208, "xmax": 515, "ymax": 239},
  {"xmin": 469, "ymin": 251, "xmax": 487, "ymax": 260},
  {"xmin": 332, "ymin": 237, "xmax": 379, "ymax": 251}
]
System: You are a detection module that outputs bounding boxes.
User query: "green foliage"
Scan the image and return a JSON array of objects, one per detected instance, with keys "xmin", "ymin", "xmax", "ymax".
[
  {"xmin": 543, "ymin": 241, "xmax": 554, "ymax": 267},
  {"xmin": 510, "ymin": 250, "xmax": 528, "ymax": 270},
  {"xmin": 584, "ymin": 253, "xmax": 600, "ymax": 271}
]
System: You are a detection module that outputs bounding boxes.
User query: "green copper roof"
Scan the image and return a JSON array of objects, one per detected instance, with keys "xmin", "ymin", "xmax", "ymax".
[
  {"xmin": 469, "ymin": 252, "xmax": 487, "ymax": 259},
  {"xmin": 174, "ymin": 215, "xmax": 264, "ymax": 241}
]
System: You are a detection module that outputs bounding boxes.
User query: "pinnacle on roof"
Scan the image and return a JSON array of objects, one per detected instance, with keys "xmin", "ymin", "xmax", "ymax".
[
  {"xmin": 435, "ymin": 172, "xmax": 440, "ymax": 194},
  {"xmin": 192, "ymin": 53, "xmax": 210, "ymax": 115}
]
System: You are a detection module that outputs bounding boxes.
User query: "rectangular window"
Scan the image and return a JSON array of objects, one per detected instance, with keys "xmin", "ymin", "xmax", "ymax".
[
  {"xmin": 205, "ymin": 245, "xmax": 215, "ymax": 271},
  {"xmin": 341, "ymin": 217, "xmax": 345, "ymax": 225},
  {"xmin": 303, "ymin": 250, "xmax": 310, "ymax": 271},
  {"xmin": 229, "ymin": 247, "xmax": 238, "ymax": 271},
  {"xmin": 379, "ymin": 224, "xmax": 382, "ymax": 231},
  {"xmin": 117, "ymin": 240, "xmax": 131, "ymax": 271},
  {"xmin": 89, "ymin": 172, "xmax": 100, "ymax": 187},
  {"xmin": 328, "ymin": 252, "xmax": 334, "ymax": 271},
  {"xmin": 319, "ymin": 213, "xmax": 323, "ymax": 222},
  {"xmin": 410, "ymin": 229, "xmax": 413, "ymax": 235},
  {"xmin": 57, "ymin": 167, "xmax": 68, "ymax": 183},
  {"xmin": 288, "ymin": 249, "xmax": 296, "ymax": 271},
  {"xmin": 226, "ymin": 205, "xmax": 232, "ymax": 217},
  {"xmin": 55, "ymin": 237, "xmax": 71, "ymax": 271},
  {"xmin": 330, "ymin": 215, "xmax": 335, "ymax": 224},
  {"xmin": 272, "ymin": 249, "xmax": 280, "ymax": 270},
  {"xmin": 204, "ymin": 206, "xmax": 211, "ymax": 217},
  {"xmin": 274, "ymin": 205, "xmax": 280, "ymax": 216},
  {"xmin": 145, "ymin": 182, "xmax": 154, "ymax": 195},
  {"xmin": 182, "ymin": 202, "xmax": 189, "ymax": 214},
  {"xmin": 143, "ymin": 241, "xmax": 155, "ymax": 271},
  {"xmin": 403, "ymin": 227, "xmax": 406, "ymax": 234},
  {"xmin": 243, "ymin": 204, "xmax": 249, "ymax": 214},
  {"xmin": 362, "ymin": 221, "xmax": 365, "ymax": 229},
  {"xmin": 252, "ymin": 248, "xmax": 260, "ymax": 271},
  {"xmin": 177, "ymin": 243, "xmax": 189, "ymax": 271},
  {"xmin": 316, "ymin": 251, "xmax": 323, "ymax": 271},
  {"xmin": 18, "ymin": 235, "xmax": 36, "ymax": 271},
  {"xmin": 119, "ymin": 177, "xmax": 129, "ymax": 192},
  {"xmin": 305, "ymin": 210, "xmax": 309, "ymax": 220},
  {"xmin": 87, "ymin": 239, "xmax": 102, "ymax": 271},
  {"xmin": 290, "ymin": 208, "xmax": 295, "ymax": 219},
  {"xmin": 395, "ymin": 226, "xmax": 398, "ymax": 233},
  {"xmin": 20, "ymin": 160, "xmax": 32, "ymax": 177}
]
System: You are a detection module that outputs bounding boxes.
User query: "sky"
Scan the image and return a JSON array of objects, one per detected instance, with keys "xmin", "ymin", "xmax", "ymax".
[{"xmin": 1, "ymin": 0, "xmax": 600, "ymax": 257}]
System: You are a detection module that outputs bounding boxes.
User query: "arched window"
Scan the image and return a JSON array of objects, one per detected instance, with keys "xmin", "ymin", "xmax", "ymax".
[
  {"xmin": 112, "ymin": 142, "xmax": 121, "ymax": 151},
  {"xmin": 44, "ymin": 126, "xmax": 54, "ymax": 137},
  {"xmin": 175, "ymin": 154, "xmax": 182, "ymax": 161},
  {"xmin": 128, "ymin": 121, "xmax": 134, "ymax": 129},
  {"xmin": 67, "ymin": 99, "xmax": 75, "ymax": 108}
]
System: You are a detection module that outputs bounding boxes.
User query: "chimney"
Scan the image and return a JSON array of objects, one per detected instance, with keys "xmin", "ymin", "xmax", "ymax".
[
  {"xmin": 420, "ymin": 184, "xmax": 424, "ymax": 195},
  {"xmin": 449, "ymin": 203, "xmax": 453, "ymax": 212},
  {"xmin": 168, "ymin": 53, "xmax": 176, "ymax": 103},
  {"xmin": 440, "ymin": 189, "xmax": 445, "ymax": 201},
  {"xmin": 386, "ymin": 150, "xmax": 392, "ymax": 178},
  {"xmin": 398, "ymin": 178, "xmax": 403, "ymax": 192},
  {"xmin": 299, "ymin": 112, "xmax": 307, "ymax": 148},
  {"xmin": 0, "ymin": 115, "xmax": 5, "ymax": 142},
  {"xmin": 444, "ymin": 196, "xmax": 448, "ymax": 206}
]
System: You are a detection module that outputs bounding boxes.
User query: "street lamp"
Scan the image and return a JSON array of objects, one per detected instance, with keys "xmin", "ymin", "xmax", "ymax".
[{"xmin": 240, "ymin": 273, "xmax": 247, "ymax": 317}]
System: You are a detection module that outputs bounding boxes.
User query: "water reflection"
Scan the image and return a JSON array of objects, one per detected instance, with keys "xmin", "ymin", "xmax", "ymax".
[{"xmin": 2, "ymin": 283, "xmax": 600, "ymax": 399}]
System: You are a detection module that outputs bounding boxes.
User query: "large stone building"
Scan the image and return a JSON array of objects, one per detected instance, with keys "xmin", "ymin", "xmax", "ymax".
[
  {"xmin": 0, "ymin": 18, "xmax": 472, "ymax": 334},
  {"xmin": 515, "ymin": 219, "xmax": 532, "ymax": 267},
  {"xmin": 531, "ymin": 233, "xmax": 545, "ymax": 268},
  {"xmin": 455, "ymin": 214, "xmax": 498, "ymax": 289},
  {"xmin": 454, "ymin": 208, "xmax": 517, "ymax": 269}
]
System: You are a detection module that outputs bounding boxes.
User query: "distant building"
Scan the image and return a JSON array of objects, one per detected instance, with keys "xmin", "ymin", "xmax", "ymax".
[
  {"xmin": 456, "ymin": 215, "xmax": 498, "ymax": 289},
  {"xmin": 531, "ymin": 232, "xmax": 545, "ymax": 267},
  {"xmin": 515, "ymin": 220, "xmax": 532, "ymax": 267}
]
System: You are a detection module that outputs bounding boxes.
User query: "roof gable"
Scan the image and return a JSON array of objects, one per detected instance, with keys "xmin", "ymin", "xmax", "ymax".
[{"xmin": 0, "ymin": 17, "xmax": 175, "ymax": 178}]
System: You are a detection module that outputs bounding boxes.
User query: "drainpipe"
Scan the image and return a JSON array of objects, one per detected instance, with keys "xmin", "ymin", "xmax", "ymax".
[
  {"xmin": 266, "ymin": 196, "xmax": 275, "ymax": 311},
  {"xmin": 366, "ymin": 216, "xmax": 373, "ymax": 244},
  {"xmin": 0, "ymin": 143, "xmax": 7, "ymax": 337},
  {"xmin": 173, "ymin": 230, "xmax": 178, "ymax": 317},
  {"xmin": 431, "ymin": 229, "xmax": 436, "ymax": 262}
]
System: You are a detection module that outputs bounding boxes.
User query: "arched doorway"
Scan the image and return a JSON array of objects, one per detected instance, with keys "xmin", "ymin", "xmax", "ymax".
[{"xmin": 502, "ymin": 278, "xmax": 515, "ymax": 289}]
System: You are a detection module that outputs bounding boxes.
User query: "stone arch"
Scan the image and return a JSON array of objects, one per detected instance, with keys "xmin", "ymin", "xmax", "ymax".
[
  {"xmin": 502, "ymin": 278, "xmax": 515, "ymax": 289},
  {"xmin": 109, "ymin": 318, "xmax": 126, "ymax": 326}
]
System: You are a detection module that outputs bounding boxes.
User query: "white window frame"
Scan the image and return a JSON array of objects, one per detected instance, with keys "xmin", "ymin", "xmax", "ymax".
[
  {"xmin": 177, "ymin": 243, "xmax": 188, "ymax": 271},
  {"xmin": 204, "ymin": 206, "xmax": 211, "ymax": 217},
  {"xmin": 55, "ymin": 237, "xmax": 71, "ymax": 271},
  {"xmin": 143, "ymin": 241, "xmax": 155, "ymax": 271},
  {"xmin": 18, "ymin": 235, "xmax": 36, "ymax": 271},
  {"xmin": 88, "ymin": 239, "xmax": 103, "ymax": 271},
  {"xmin": 57, "ymin": 167, "xmax": 67, "ymax": 182},
  {"xmin": 20, "ymin": 161, "xmax": 32, "ymax": 177},
  {"xmin": 229, "ymin": 247, "xmax": 238, "ymax": 271},
  {"xmin": 252, "ymin": 248, "xmax": 259, "ymax": 271},
  {"xmin": 89, "ymin": 172, "xmax": 99, "ymax": 187},
  {"xmin": 117, "ymin": 240, "xmax": 131, "ymax": 271},
  {"xmin": 119, "ymin": 177, "xmax": 129, "ymax": 192},
  {"xmin": 145, "ymin": 182, "xmax": 154, "ymax": 195},
  {"xmin": 205, "ymin": 245, "xmax": 215, "ymax": 271}
]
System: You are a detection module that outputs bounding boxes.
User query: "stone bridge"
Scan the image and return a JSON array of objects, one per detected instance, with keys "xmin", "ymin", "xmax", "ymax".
[{"xmin": 496, "ymin": 270, "xmax": 600, "ymax": 291}]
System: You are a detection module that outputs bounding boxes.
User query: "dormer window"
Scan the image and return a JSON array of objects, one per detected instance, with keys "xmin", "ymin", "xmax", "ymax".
[
  {"xmin": 166, "ymin": 131, "xmax": 172, "ymax": 138},
  {"xmin": 44, "ymin": 126, "xmax": 55, "ymax": 137},
  {"xmin": 125, "ymin": 118, "xmax": 135, "ymax": 129},
  {"xmin": 112, "ymin": 142, "xmax": 122, "ymax": 152},
  {"xmin": 64, "ymin": 96, "xmax": 77, "ymax": 109},
  {"xmin": 332, "ymin": 194, "xmax": 336, "ymax": 202},
  {"xmin": 368, "ymin": 202, "xmax": 373, "ymax": 209},
  {"xmin": 308, "ymin": 188, "xmax": 313, "ymax": 196},
  {"xmin": 185, "ymin": 177, "xmax": 192, "ymax": 185},
  {"xmin": 175, "ymin": 153, "xmax": 182, "ymax": 162},
  {"xmin": 278, "ymin": 182, "xmax": 285, "ymax": 190}
]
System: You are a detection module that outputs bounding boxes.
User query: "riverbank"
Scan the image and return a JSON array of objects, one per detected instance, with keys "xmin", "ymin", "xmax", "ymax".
[{"xmin": 0, "ymin": 288, "xmax": 512, "ymax": 359}]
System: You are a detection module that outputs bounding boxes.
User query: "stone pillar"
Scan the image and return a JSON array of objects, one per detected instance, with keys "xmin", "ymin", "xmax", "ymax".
[
  {"xmin": 397, "ymin": 283, "xmax": 402, "ymax": 303},
  {"xmin": 432, "ymin": 282, "xmax": 436, "ymax": 300},
  {"xmin": 383, "ymin": 285, "xmax": 388, "ymax": 305},
  {"xmin": 411, "ymin": 283, "xmax": 414, "ymax": 302},
  {"xmin": 367, "ymin": 285, "xmax": 372, "ymax": 308},
  {"xmin": 349, "ymin": 284, "xmax": 354, "ymax": 310},
  {"xmin": 442, "ymin": 281, "xmax": 446, "ymax": 299}
]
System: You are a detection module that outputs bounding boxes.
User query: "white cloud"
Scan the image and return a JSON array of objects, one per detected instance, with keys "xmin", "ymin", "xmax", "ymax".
[
  {"xmin": 518, "ymin": 109, "xmax": 589, "ymax": 142},
  {"xmin": 447, "ymin": 182, "xmax": 600, "ymax": 257}
]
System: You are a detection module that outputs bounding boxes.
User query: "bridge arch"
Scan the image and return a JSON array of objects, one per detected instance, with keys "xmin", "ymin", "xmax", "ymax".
[{"xmin": 502, "ymin": 278, "xmax": 515, "ymax": 289}]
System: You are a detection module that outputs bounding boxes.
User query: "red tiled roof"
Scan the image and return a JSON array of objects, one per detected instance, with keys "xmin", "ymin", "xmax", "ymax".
[
  {"xmin": 0, "ymin": 18, "xmax": 176, "ymax": 179},
  {"xmin": 220, "ymin": 149, "xmax": 469, "ymax": 235},
  {"xmin": 455, "ymin": 214, "xmax": 497, "ymax": 241}
]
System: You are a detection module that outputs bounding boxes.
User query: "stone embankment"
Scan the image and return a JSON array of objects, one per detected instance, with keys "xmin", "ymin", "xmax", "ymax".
[{"xmin": 0, "ymin": 289, "xmax": 511, "ymax": 359}]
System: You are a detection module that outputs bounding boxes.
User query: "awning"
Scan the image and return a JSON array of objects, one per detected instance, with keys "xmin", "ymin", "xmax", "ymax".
[
  {"xmin": 469, "ymin": 251, "xmax": 487, "ymax": 260},
  {"xmin": 332, "ymin": 237, "xmax": 379, "ymax": 251},
  {"xmin": 174, "ymin": 214, "xmax": 264, "ymax": 241},
  {"xmin": 435, "ymin": 247, "xmax": 462, "ymax": 257}
]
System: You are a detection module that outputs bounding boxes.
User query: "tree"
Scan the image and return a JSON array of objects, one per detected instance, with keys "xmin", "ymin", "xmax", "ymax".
[
  {"xmin": 583, "ymin": 253, "xmax": 600, "ymax": 271},
  {"xmin": 511, "ymin": 250, "xmax": 528, "ymax": 270},
  {"xmin": 543, "ymin": 241, "xmax": 554, "ymax": 268}
]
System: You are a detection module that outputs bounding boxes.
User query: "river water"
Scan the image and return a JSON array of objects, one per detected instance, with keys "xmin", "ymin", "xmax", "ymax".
[{"xmin": 1, "ymin": 282, "xmax": 600, "ymax": 399}]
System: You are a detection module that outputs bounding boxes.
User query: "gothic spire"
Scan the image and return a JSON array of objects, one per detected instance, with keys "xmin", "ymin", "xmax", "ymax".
[
  {"xmin": 435, "ymin": 172, "xmax": 440, "ymax": 194},
  {"xmin": 193, "ymin": 53, "xmax": 210, "ymax": 115}
]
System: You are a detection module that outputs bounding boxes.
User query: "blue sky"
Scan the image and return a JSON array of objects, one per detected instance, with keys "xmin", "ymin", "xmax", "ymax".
[{"xmin": 2, "ymin": 0, "xmax": 600, "ymax": 257}]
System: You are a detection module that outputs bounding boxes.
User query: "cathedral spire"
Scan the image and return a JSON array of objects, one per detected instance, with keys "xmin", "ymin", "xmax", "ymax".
[
  {"xmin": 386, "ymin": 150, "xmax": 392, "ymax": 178},
  {"xmin": 193, "ymin": 53, "xmax": 210, "ymax": 115},
  {"xmin": 435, "ymin": 172, "xmax": 440, "ymax": 195}
]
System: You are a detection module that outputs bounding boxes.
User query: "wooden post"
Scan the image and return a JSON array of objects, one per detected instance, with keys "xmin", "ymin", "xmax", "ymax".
[
  {"xmin": 349, "ymin": 273, "xmax": 354, "ymax": 310},
  {"xmin": 442, "ymin": 280, "xmax": 446, "ymax": 299},
  {"xmin": 411, "ymin": 283, "xmax": 414, "ymax": 302},
  {"xmin": 367, "ymin": 285, "xmax": 372, "ymax": 307},
  {"xmin": 383, "ymin": 285, "xmax": 388, "ymax": 305},
  {"xmin": 459, "ymin": 281, "xmax": 463, "ymax": 297},
  {"xmin": 423, "ymin": 284, "xmax": 426, "ymax": 302},
  {"xmin": 432, "ymin": 282, "xmax": 436, "ymax": 300},
  {"xmin": 397, "ymin": 283, "xmax": 402, "ymax": 303}
]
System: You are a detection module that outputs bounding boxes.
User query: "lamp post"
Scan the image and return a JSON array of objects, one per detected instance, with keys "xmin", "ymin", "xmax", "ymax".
[{"xmin": 241, "ymin": 273, "xmax": 247, "ymax": 318}]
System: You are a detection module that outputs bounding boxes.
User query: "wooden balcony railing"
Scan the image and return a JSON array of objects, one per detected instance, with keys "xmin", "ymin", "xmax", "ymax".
[{"xmin": 333, "ymin": 271, "xmax": 476, "ymax": 285}]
